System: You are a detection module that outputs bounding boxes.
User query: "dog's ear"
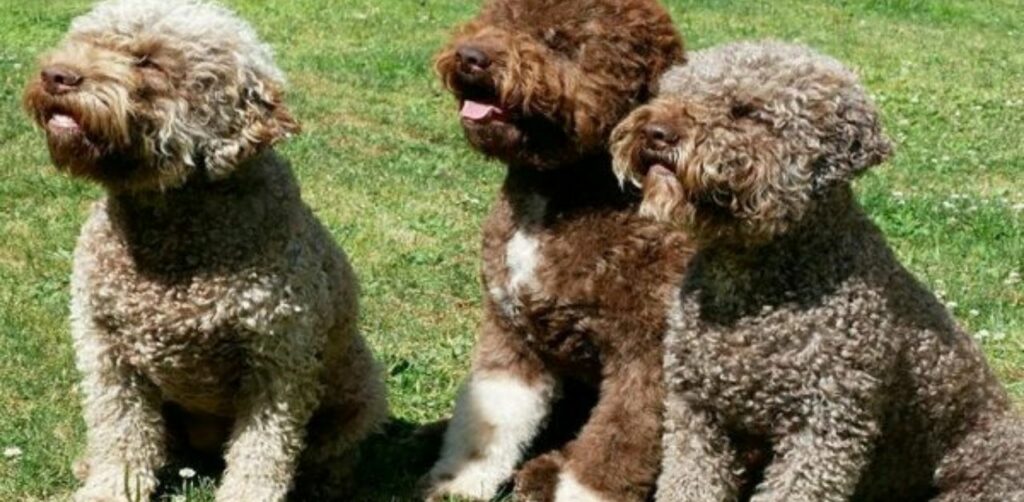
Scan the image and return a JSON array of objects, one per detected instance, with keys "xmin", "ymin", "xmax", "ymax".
[
  {"xmin": 204, "ymin": 70, "xmax": 300, "ymax": 178},
  {"xmin": 812, "ymin": 95, "xmax": 892, "ymax": 190}
]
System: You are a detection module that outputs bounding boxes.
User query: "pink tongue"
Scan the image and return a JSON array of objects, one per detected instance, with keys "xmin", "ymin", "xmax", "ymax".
[
  {"xmin": 460, "ymin": 100, "xmax": 502, "ymax": 121},
  {"xmin": 648, "ymin": 164, "xmax": 674, "ymax": 178},
  {"xmin": 48, "ymin": 114, "xmax": 80, "ymax": 131}
]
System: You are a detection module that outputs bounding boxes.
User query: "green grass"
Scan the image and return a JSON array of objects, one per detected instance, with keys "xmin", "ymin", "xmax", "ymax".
[{"xmin": 0, "ymin": 0, "xmax": 1021, "ymax": 500}]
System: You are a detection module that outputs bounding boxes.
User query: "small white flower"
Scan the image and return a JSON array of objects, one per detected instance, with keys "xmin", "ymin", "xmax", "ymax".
[
  {"xmin": 975, "ymin": 329, "xmax": 991, "ymax": 341},
  {"xmin": 892, "ymin": 191, "xmax": 905, "ymax": 198},
  {"xmin": 178, "ymin": 467, "xmax": 196, "ymax": 479},
  {"xmin": 1005, "ymin": 271, "xmax": 1021, "ymax": 285},
  {"xmin": 1012, "ymin": 203, "xmax": 1024, "ymax": 212},
  {"xmin": 969, "ymin": 309, "xmax": 980, "ymax": 317},
  {"xmin": 171, "ymin": 496, "xmax": 187, "ymax": 502},
  {"xmin": 992, "ymin": 332, "xmax": 1007, "ymax": 341},
  {"xmin": 946, "ymin": 301, "xmax": 959, "ymax": 310},
  {"xmin": 2, "ymin": 447, "xmax": 22, "ymax": 459}
]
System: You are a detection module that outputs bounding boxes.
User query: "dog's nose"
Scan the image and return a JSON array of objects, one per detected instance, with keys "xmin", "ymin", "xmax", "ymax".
[
  {"xmin": 41, "ymin": 66, "xmax": 83, "ymax": 94},
  {"xmin": 644, "ymin": 123, "xmax": 679, "ymax": 149},
  {"xmin": 456, "ymin": 45, "xmax": 492, "ymax": 77}
]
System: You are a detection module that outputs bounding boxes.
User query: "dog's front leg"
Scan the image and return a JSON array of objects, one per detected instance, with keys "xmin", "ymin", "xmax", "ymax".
[
  {"xmin": 514, "ymin": 357, "xmax": 663, "ymax": 502},
  {"xmin": 655, "ymin": 394, "xmax": 743, "ymax": 502},
  {"xmin": 72, "ymin": 314, "xmax": 167, "ymax": 502},
  {"xmin": 425, "ymin": 314, "xmax": 557, "ymax": 501},
  {"xmin": 215, "ymin": 344, "xmax": 320, "ymax": 502},
  {"xmin": 750, "ymin": 378, "xmax": 880, "ymax": 502}
]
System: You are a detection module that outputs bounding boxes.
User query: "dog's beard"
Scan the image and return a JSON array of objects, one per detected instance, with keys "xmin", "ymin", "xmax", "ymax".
[
  {"xmin": 24, "ymin": 81, "xmax": 163, "ymax": 187},
  {"xmin": 45, "ymin": 121, "xmax": 103, "ymax": 175},
  {"xmin": 639, "ymin": 164, "xmax": 684, "ymax": 221}
]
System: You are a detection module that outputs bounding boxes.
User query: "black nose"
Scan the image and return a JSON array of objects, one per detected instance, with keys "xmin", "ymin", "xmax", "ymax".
[
  {"xmin": 456, "ymin": 45, "xmax": 491, "ymax": 77},
  {"xmin": 644, "ymin": 123, "xmax": 679, "ymax": 149},
  {"xmin": 41, "ymin": 66, "xmax": 82, "ymax": 94}
]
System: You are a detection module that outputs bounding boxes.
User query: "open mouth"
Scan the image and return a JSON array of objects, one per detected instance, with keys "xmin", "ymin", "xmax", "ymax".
[
  {"xmin": 457, "ymin": 84, "xmax": 509, "ymax": 124},
  {"xmin": 638, "ymin": 148, "xmax": 677, "ymax": 177},
  {"xmin": 43, "ymin": 108, "xmax": 84, "ymax": 137}
]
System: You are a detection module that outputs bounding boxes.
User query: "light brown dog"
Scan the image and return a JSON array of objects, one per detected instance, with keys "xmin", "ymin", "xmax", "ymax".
[{"xmin": 23, "ymin": 1, "xmax": 387, "ymax": 500}]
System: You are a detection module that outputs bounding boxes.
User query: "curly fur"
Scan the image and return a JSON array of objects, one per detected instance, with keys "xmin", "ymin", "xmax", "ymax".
[
  {"xmin": 434, "ymin": 0, "xmax": 683, "ymax": 169},
  {"xmin": 23, "ymin": 0, "xmax": 298, "ymax": 193},
  {"xmin": 22, "ymin": 1, "xmax": 387, "ymax": 500},
  {"xmin": 425, "ymin": 1, "xmax": 690, "ymax": 501},
  {"xmin": 612, "ymin": 40, "xmax": 1024, "ymax": 502}
]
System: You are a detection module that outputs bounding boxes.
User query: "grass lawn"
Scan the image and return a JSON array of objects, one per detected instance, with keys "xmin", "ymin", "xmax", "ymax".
[{"xmin": 0, "ymin": 0, "xmax": 1021, "ymax": 500}]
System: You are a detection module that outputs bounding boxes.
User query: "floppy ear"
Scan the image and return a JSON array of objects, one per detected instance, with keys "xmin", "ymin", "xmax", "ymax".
[
  {"xmin": 812, "ymin": 93, "xmax": 892, "ymax": 190},
  {"xmin": 204, "ymin": 70, "xmax": 300, "ymax": 178}
]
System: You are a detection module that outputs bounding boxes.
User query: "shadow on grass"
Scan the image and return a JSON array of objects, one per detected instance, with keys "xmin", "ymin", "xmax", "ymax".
[
  {"xmin": 150, "ymin": 417, "xmax": 445, "ymax": 502},
  {"xmin": 349, "ymin": 418, "xmax": 447, "ymax": 502},
  {"xmin": 150, "ymin": 380, "xmax": 599, "ymax": 501}
]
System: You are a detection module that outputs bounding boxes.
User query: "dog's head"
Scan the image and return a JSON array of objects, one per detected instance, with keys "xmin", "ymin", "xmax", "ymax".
[
  {"xmin": 435, "ymin": 0, "xmax": 684, "ymax": 169},
  {"xmin": 23, "ymin": 0, "xmax": 299, "ymax": 193},
  {"xmin": 612, "ymin": 41, "xmax": 891, "ymax": 244}
]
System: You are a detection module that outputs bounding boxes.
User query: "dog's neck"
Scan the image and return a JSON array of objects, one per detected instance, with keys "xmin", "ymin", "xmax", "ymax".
[
  {"xmin": 109, "ymin": 150, "xmax": 287, "ymax": 211},
  {"xmin": 503, "ymin": 153, "xmax": 638, "ymax": 225},
  {"xmin": 106, "ymin": 149, "xmax": 296, "ymax": 241},
  {"xmin": 688, "ymin": 187, "xmax": 885, "ymax": 303},
  {"xmin": 99, "ymin": 149, "xmax": 298, "ymax": 275}
]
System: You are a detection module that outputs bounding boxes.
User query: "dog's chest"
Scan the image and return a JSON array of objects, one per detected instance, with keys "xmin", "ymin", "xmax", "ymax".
[
  {"xmin": 665, "ymin": 280, "xmax": 894, "ymax": 433},
  {"xmin": 80, "ymin": 263, "xmax": 257, "ymax": 413},
  {"xmin": 483, "ymin": 193, "xmax": 688, "ymax": 374},
  {"xmin": 73, "ymin": 213, "xmax": 300, "ymax": 414},
  {"xmin": 488, "ymin": 227, "xmax": 544, "ymax": 321}
]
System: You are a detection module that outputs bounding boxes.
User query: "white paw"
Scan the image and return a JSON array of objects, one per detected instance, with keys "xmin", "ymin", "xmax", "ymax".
[
  {"xmin": 74, "ymin": 468, "xmax": 156, "ymax": 502},
  {"xmin": 215, "ymin": 480, "xmax": 290, "ymax": 502},
  {"xmin": 426, "ymin": 462, "xmax": 509, "ymax": 501},
  {"xmin": 553, "ymin": 471, "xmax": 610, "ymax": 502}
]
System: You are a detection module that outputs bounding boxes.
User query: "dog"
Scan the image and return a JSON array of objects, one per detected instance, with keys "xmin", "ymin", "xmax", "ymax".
[
  {"xmin": 423, "ymin": 0, "xmax": 690, "ymax": 500},
  {"xmin": 612, "ymin": 40, "xmax": 1024, "ymax": 502},
  {"xmin": 22, "ymin": 1, "xmax": 387, "ymax": 500}
]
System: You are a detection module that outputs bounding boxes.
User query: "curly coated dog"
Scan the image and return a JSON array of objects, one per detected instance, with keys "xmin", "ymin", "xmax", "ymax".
[
  {"xmin": 612, "ymin": 41, "xmax": 1024, "ymax": 502},
  {"xmin": 423, "ymin": 0, "xmax": 689, "ymax": 501},
  {"xmin": 22, "ymin": 1, "xmax": 387, "ymax": 500}
]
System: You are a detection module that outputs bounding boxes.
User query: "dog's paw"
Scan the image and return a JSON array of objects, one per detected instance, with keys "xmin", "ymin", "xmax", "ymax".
[
  {"xmin": 515, "ymin": 454, "xmax": 611, "ymax": 502},
  {"xmin": 513, "ymin": 453, "xmax": 563, "ymax": 502},
  {"xmin": 73, "ymin": 468, "xmax": 157, "ymax": 502},
  {"xmin": 72, "ymin": 493, "xmax": 119, "ymax": 502},
  {"xmin": 420, "ymin": 466, "xmax": 507, "ymax": 502},
  {"xmin": 551, "ymin": 470, "xmax": 612, "ymax": 502}
]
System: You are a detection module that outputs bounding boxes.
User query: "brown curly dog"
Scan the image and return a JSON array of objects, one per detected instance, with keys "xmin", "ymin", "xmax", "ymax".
[
  {"xmin": 612, "ymin": 40, "xmax": 1024, "ymax": 502},
  {"xmin": 422, "ymin": 0, "xmax": 689, "ymax": 501},
  {"xmin": 22, "ymin": 1, "xmax": 387, "ymax": 500}
]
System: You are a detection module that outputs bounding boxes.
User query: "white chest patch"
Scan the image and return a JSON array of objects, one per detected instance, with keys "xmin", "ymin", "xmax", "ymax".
[
  {"xmin": 490, "ymin": 194, "xmax": 547, "ymax": 318},
  {"xmin": 506, "ymin": 230, "xmax": 541, "ymax": 294}
]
